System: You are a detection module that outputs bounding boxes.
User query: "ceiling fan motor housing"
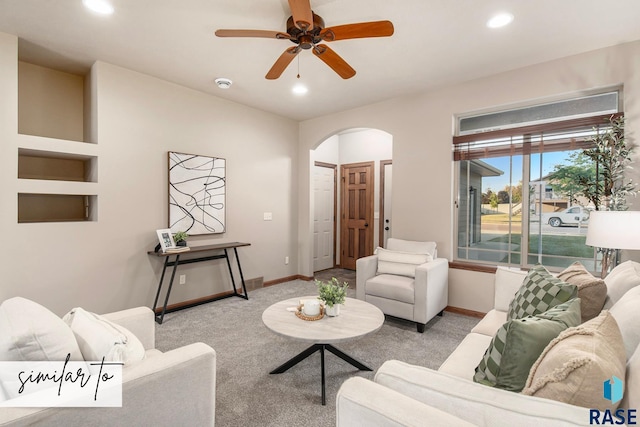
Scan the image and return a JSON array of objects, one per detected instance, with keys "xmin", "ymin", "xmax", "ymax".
[{"xmin": 287, "ymin": 12, "xmax": 326, "ymax": 49}]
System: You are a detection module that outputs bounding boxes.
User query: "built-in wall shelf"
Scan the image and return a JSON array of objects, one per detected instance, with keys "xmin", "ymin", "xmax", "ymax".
[
  {"xmin": 18, "ymin": 148, "xmax": 97, "ymax": 183},
  {"xmin": 16, "ymin": 61, "xmax": 98, "ymax": 224},
  {"xmin": 18, "ymin": 193, "xmax": 97, "ymax": 223}
]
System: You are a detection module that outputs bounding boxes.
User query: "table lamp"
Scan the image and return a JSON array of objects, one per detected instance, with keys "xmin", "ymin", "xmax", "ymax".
[{"xmin": 585, "ymin": 210, "xmax": 640, "ymax": 278}]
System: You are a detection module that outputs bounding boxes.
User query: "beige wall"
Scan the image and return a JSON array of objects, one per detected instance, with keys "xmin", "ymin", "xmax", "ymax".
[
  {"xmin": 1, "ymin": 33, "xmax": 300, "ymax": 316},
  {"xmin": 299, "ymin": 41, "xmax": 640, "ymax": 313}
]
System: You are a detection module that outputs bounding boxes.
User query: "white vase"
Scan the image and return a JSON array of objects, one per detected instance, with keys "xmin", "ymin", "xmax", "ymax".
[{"xmin": 325, "ymin": 304, "xmax": 341, "ymax": 317}]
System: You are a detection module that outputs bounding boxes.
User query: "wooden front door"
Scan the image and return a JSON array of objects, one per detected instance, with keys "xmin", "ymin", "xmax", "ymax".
[{"xmin": 340, "ymin": 162, "xmax": 374, "ymax": 270}]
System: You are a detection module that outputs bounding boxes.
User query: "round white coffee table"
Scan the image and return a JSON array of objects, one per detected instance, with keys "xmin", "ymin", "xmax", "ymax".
[{"xmin": 262, "ymin": 296, "xmax": 384, "ymax": 405}]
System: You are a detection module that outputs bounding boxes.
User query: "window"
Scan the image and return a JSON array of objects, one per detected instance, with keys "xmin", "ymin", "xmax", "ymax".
[{"xmin": 454, "ymin": 92, "xmax": 621, "ymax": 271}]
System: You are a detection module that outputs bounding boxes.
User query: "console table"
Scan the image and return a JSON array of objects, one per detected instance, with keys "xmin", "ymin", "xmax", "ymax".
[{"xmin": 147, "ymin": 242, "xmax": 251, "ymax": 324}]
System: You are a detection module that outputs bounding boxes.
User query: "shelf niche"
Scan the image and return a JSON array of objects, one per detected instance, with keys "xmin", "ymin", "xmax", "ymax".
[
  {"xmin": 18, "ymin": 193, "xmax": 97, "ymax": 223},
  {"xmin": 18, "ymin": 149, "xmax": 97, "ymax": 182},
  {"xmin": 18, "ymin": 61, "xmax": 91, "ymax": 143}
]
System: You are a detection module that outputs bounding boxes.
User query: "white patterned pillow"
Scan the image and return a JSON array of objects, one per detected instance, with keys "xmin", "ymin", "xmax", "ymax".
[
  {"xmin": 375, "ymin": 247, "xmax": 432, "ymax": 278},
  {"xmin": 63, "ymin": 307, "xmax": 145, "ymax": 364}
]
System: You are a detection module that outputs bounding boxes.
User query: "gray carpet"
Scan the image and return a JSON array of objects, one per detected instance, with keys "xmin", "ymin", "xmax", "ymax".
[{"xmin": 155, "ymin": 280, "xmax": 479, "ymax": 427}]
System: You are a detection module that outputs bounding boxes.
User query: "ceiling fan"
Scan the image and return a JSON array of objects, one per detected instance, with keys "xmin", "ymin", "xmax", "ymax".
[{"xmin": 215, "ymin": 0, "xmax": 394, "ymax": 80}]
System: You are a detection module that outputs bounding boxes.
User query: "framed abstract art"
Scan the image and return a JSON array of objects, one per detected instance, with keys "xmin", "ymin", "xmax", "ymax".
[{"xmin": 168, "ymin": 151, "xmax": 226, "ymax": 235}]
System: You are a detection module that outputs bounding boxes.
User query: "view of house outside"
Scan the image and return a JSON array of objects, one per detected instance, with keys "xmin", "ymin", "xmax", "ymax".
[{"xmin": 457, "ymin": 150, "xmax": 598, "ymax": 271}]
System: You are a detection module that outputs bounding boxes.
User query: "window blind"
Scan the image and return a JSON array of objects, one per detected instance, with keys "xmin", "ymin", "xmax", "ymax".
[{"xmin": 452, "ymin": 113, "xmax": 623, "ymax": 161}]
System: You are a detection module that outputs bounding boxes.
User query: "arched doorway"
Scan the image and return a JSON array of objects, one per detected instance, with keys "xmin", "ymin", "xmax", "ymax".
[{"xmin": 311, "ymin": 128, "xmax": 393, "ymax": 272}]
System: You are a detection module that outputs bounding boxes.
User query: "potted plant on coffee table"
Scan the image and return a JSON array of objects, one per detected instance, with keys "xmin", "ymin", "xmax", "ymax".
[{"xmin": 316, "ymin": 277, "xmax": 349, "ymax": 316}]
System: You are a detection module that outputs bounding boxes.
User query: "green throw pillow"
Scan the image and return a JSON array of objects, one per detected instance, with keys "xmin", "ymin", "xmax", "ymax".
[
  {"xmin": 507, "ymin": 264, "xmax": 578, "ymax": 320},
  {"xmin": 474, "ymin": 298, "xmax": 581, "ymax": 392}
]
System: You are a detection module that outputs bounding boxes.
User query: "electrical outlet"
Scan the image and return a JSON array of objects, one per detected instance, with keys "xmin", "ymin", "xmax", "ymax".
[
  {"xmin": 179, "ymin": 274, "xmax": 186, "ymax": 285},
  {"xmin": 285, "ymin": 256, "xmax": 289, "ymax": 265}
]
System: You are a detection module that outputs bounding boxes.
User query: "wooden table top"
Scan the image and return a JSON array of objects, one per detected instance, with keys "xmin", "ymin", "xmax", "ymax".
[
  {"xmin": 147, "ymin": 241, "xmax": 250, "ymax": 257},
  {"xmin": 262, "ymin": 296, "xmax": 384, "ymax": 344}
]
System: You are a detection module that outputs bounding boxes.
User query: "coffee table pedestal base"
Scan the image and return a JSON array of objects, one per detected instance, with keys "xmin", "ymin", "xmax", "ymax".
[{"xmin": 270, "ymin": 343, "xmax": 371, "ymax": 405}]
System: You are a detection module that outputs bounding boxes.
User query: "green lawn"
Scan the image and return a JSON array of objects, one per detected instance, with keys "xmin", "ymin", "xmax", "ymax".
[{"xmin": 487, "ymin": 233, "xmax": 593, "ymax": 258}]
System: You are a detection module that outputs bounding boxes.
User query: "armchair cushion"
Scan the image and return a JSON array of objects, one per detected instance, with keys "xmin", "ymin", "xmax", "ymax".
[
  {"xmin": 365, "ymin": 274, "xmax": 415, "ymax": 304},
  {"xmin": 473, "ymin": 298, "xmax": 581, "ymax": 392},
  {"xmin": 375, "ymin": 247, "xmax": 433, "ymax": 278},
  {"xmin": 63, "ymin": 307, "xmax": 146, "ymax": 364},
  {"xmin": 507, "ymin": 264, "xmax": 577, "ymax": 321},
  {"xmin": 0, "ymin": 297, "xmax": 83, "ymax": 361}
]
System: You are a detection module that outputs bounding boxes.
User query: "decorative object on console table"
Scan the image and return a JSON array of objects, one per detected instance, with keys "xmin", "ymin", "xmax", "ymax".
[
  {"xmin": 316, "ymin": 277, "xmax": 348, "ymax": 316},
  {"xmin": 168, "ymin": 151, "xmax": 226, "ymax": 235},
  {"xmin": 173, "ymin": 231, "xmax": 189, "ymax": 247},
  {"xmin": 156, "ymin": 228, "xmax": 175, "ymax": 253},
  {"xmin": 586, "ymin": 210, "xmax": 640, "ymax": 278}
]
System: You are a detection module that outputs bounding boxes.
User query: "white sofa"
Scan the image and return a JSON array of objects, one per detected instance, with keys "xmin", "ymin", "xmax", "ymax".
[
  {"xmin": 356, "ymin": 238, "xmax": 448, "ymax": 332},
  {"xmin": 337, "ymin": 262, "xmax": 640, "ymax": 426},
  {"xmin": 0, "ymin": 305, "xmax": 216, "ymax": 426}
]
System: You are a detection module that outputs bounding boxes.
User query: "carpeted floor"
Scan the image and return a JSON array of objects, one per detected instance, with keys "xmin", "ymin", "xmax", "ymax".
[{"xmin": 155, "ymin": 276, "xmax": 479, "ymax": 427}]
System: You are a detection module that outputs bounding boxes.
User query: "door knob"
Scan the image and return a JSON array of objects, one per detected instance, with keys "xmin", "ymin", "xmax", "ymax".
[{"xmin": 364, "ymin": 223, "xmax": 369, "ymax": 227}]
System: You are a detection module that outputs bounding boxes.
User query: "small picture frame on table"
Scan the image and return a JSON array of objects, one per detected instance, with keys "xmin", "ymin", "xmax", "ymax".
[{"xmin": 156, "ymin": 229, "xmax": 175, "ymax": 253}]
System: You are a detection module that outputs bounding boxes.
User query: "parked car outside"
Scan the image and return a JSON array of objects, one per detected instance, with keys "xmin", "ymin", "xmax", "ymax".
[{"xmin": 542, "ymin": 206, "xmax": 591, "ymax": 227}]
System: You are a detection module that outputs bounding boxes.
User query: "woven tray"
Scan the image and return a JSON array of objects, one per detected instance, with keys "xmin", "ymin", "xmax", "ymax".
[{"xmin": 295, "ymin": 304, "xmax": 325, "ymax": 321}]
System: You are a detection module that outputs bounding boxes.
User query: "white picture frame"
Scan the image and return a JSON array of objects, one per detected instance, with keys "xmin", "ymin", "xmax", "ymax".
[{"xmin": 156, "ymin": 229, "xmax": 175, "ymax": 253}]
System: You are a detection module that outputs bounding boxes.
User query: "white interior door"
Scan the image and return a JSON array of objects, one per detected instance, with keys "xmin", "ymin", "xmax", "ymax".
[
  {"xmin": 313, "ymin": 165, "xmax": 335, "ymax": 272},
  {"xmin": 383, "ymin": 163, "xmax": 392, "ymax": 247}
]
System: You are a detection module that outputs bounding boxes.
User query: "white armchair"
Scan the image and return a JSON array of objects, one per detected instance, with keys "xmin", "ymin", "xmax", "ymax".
[{"xmin": 356, "ymin": 238, "xmax": 448, "ymax": 333}]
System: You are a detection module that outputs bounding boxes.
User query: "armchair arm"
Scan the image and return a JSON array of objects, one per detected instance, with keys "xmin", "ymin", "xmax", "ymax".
[
  {"xmin": 356, "ymin": 255, "xmax": 378, "ymax": 301},
  {"xmin": 1, "ymin": 343, "xmax": 216, "ymax": 427},
  {"xmin": 413, "ymin": 258, "xmax": 448, "ymax": 324},
  {"xmin": 337, "ymin": 377, "xmax": 474, "ymax": 427},
  {"xmin": 375, "ymin": 360, "xmax": 588, "ymax": 427},
  {"xmin": 103, "ymin": 307, "xmax": 155, "ymax": 350}
]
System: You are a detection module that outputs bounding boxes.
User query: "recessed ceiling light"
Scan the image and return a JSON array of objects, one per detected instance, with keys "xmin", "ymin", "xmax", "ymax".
[
  {"xmin": 215, "ymin": 78, "xmax": 232, "ymax": 89},
  {"xmin": 292, "ymin": 83, "xmax": 308, "ymax": 95},
  {"xmin": 82, "ymin": 0, "xmax": 114, "ymax": 15},
  {"xmin": 487, "ymin": 12, "xmax": 514, "ymax": 29}
]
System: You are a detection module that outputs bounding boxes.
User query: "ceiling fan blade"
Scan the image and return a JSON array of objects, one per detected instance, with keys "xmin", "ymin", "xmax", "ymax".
[
  {"xmin": 288, "ymin": 0, "xmax": 313, "ymax": 31},
  {"xmin": 215, "ymin": 29, "xmax": 292, "ymax": 40},
  {"xmin": 312, "ymin": 44, "xmax": 356, "ymax": 79},
  {"xmin": 266, "ymin": 46, "xmax": 301, "ymax": 80},
  {"xmin": 320, "ymin": 20, "xmax": 394, "ymax": 41}
]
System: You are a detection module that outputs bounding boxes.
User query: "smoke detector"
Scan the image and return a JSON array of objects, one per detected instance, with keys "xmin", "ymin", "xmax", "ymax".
[{"xmin": 215, "ymin": 78, "xmax": 232, "ymax": 89}]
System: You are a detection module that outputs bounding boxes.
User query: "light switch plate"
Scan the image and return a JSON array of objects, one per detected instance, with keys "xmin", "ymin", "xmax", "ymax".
[{"xmin": 264, "ymin": 212, "xmax": 273, "ymax": 221}]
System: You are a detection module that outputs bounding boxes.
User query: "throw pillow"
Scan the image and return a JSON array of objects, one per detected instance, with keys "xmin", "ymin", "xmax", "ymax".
[
  {"xmin": 557, "ymin": 261, "xmax": 607, "ymax": 322},
  {"xmin": 608, "ymin": 284, "xmax": 640, "ymax": 359},
  {"xmin": 63, "ymin": 307, "xmax": 145, "ymax": 364},
  {"xmin": 473, "ymin": 298, "xmax": 581, "ymax": 392},
  {"xmin": 375, "ymin": 247, "xmax": 432, "ymax": 278},
  {"xmin": 603, "ymin": 260, "xmax": 640, "ymax": 309},
  {"xmin": 507, "ymin": 264, "xmax": 577, "ymax": 321},
  {"xmin": 522, "ymin": 311, "xmax": 626, "ymax": 411},
  {"xmin": 0, "ymin": 297, "xmax": 83, "ymax": 361}
]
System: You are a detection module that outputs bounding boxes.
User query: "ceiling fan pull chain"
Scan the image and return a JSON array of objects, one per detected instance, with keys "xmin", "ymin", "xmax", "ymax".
[{"xmin": 297, "ymin": 55, "xmax": 301, "ymax": 79}]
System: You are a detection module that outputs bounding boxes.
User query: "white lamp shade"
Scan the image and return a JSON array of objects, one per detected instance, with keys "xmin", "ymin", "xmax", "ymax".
[{"xmin": 585, "ymin": 211, "xmax": 640, "ymax": 250}]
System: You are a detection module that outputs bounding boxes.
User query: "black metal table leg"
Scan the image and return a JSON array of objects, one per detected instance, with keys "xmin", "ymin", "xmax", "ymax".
[
  {"xmin": 157, "ymin": 254, "xmax": 181, "ymax": 324},
  {"xmin": 269, "ymin": 343, "xmax": 371, "ymax": 405},
  {"xmin": 234, "ymin": 247, "xmax": 249, "ymax": 299},
  {"xmin": 152, "ymin": 256, "xmax": 170, "ymax": 317}
]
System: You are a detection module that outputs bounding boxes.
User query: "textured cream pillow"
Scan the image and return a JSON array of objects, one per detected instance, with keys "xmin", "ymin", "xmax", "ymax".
[
  {"xmin": 557, "ymin": 261, "xmax": 607, "ymax": 322},
  {"xmin": 609, "ymin": 285, "xmax": 640, "ymax": 359},
  {"xmin": 0, "ymin": 297, "xmax": 83, "ymax": 361},
  {"xmin": 63, "ymin": 307, "xmax": 145, "ymax": 364},
  {"xmin": 375, "ymin": 247, "xmax": 432, "ymax": 278},
  {"xmin": 522, "ymin": 311, "xmax": 626, "ymax": 411}
]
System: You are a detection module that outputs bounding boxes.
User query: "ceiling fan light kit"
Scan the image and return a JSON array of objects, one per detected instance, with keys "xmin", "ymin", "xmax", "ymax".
[
  {"xmin": 82, "ymin": 0, "xmax": 114, "ymax": 15},
  {"xmin": 215, "ymin": 0, "xmax": 393, "ymax": 80}
]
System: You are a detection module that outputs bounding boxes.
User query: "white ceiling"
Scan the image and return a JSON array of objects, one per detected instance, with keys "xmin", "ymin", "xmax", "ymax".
[{"xmin": 1, "ymin": 0, "xmax": 640, "ymax": 121}]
